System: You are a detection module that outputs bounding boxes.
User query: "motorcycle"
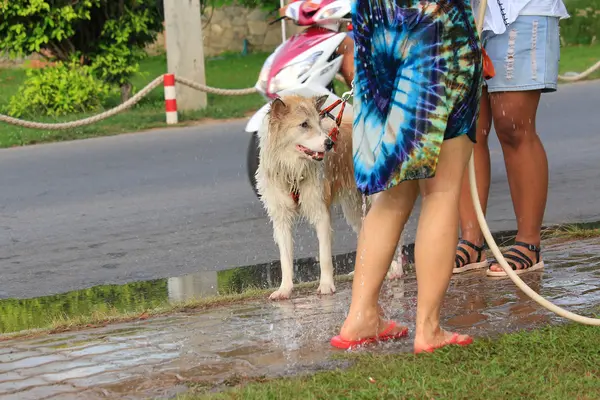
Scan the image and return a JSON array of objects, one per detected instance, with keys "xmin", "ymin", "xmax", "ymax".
[{"xmin": 245, "ymin": 0, "xmax": 353, "ymax": 197}]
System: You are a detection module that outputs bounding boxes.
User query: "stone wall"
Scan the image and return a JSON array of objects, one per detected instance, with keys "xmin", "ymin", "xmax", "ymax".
[
  {"xmin": 204, "ymin": 6, "xmax": 286, "ymax": 56},
  {"xmin": 149, "ymin": 6, "xmax": 297, "ymax": 57}
]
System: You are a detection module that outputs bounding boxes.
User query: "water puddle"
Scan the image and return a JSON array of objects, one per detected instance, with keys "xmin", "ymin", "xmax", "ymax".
[
  {"xmin": 3, "ymin": 223, "xmax": 598, "ymax": 334},
  {"xmin": 0, "ymin": 238, "xmax": 599, "ymax": 399},
  {"xmin": 0, "ymin": 252, "xmax": 355, "ymax": 334}
]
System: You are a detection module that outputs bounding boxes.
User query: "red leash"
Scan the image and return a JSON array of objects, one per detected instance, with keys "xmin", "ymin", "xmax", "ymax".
[{"xmin": 319, "ymin": 97, "xmax": 348, "ymax": 148}]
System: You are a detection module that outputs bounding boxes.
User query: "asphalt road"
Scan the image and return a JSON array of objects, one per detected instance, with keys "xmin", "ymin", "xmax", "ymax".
[{"xmin": 1, "ymin": 81, "xmax": 599, "ymax": 299}]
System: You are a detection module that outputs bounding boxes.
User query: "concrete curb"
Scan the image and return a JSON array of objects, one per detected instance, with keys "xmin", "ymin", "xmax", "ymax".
[
  {"xmin": 245, "ymin": 228, "xmax": 523, "ymax": 280},
  {"xmin": 247, "ymin": 223, "xmax": 595, "ymax": 281}
]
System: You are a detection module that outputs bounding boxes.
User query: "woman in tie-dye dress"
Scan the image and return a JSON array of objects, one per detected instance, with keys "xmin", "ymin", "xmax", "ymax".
[{"xmin": 331, "ymin": 0, "xmax": 483, "ymax": 353}]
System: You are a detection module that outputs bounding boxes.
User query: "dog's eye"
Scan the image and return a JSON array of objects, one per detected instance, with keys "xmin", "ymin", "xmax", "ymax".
[{"xmin": 300, "ymin": 121, "xmax": 309, "ymax": 129}]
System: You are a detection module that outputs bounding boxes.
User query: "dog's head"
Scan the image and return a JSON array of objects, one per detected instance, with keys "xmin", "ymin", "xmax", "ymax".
[{"xmin": 264, "ymin": 95, "xmax": 334, "ymax": 162}]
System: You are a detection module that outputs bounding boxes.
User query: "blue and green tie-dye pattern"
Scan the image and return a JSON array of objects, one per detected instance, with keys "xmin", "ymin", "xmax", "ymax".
[{"xmin": 351, "ymin": 0, "xmax": 483, "ymax": 195}]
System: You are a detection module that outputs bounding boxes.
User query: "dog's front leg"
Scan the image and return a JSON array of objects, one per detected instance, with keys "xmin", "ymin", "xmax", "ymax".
[
  {"xmin": 314, "ymin": 208, "xmax": 336, "ymax": 295},
  {"xmin": 270, "ymin": 216, "xmax": 295, "ymax": 300}
]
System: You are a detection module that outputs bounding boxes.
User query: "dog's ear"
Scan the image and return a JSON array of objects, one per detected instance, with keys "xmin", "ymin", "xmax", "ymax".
[
  {"xmin": 269, "ymin": 97, "xmax": 287, "ymax": 119},
  {"xmin": 313, "ymin": 95, "xmax": 329, "ymax": 111}
]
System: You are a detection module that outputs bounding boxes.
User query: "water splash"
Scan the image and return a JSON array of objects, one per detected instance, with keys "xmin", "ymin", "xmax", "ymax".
[{"xmin": 361, "ymin": 194, "xmax": 367, "ymax": 221}]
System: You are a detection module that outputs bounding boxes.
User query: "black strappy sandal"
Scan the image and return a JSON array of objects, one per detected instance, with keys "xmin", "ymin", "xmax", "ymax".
[
  {"xmin": 486, "ymin": 241, "xmax": 544, "ymax": 277},
  {"xmin": 454, "ymin": 239, "xmax": 489, "ymax": 274}
]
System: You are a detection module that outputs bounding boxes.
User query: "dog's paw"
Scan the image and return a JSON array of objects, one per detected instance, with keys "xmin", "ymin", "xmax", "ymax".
[
  {"xmin": 317, "ymin": 281, "xmax": 336, "ymax": 295},
  {"xmin": 269, "ymin": 287, "xmax": 293, "ymax": 301},
  {"xmin": 386, "ymin": 260, "xmax": 404, "ymax": 280}
]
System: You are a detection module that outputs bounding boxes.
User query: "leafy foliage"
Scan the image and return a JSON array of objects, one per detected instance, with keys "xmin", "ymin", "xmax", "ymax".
[
  {"xmin": 561, "ymin": 0, "xmax": 599, "ymax": 45},
  {"xmin": 6, "ymin": 61, "xmax": 112, "ymax": 118},
  {"xmin": 0, "ymin": 0, "xmax": 164, "ymax": 90}
]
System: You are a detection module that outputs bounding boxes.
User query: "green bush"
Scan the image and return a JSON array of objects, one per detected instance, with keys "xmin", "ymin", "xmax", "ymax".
[
  {"xmin": 6, "ymin": 61, "xmax": 112, "ymax": 118},
  {"xmin": 0, "ymin": 0, "xmax": 164, "ymax": 100},
  {"xmin": 561, "ymin": 0, "xmax": 599, "ymax": 45}
]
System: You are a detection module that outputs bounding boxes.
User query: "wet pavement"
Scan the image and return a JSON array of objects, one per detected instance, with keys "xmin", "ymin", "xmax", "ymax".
[
  {"xmin": 0, "ymin": 251, "xmax": 358, "ymax": 334},
  {"xmin": 1, "ymin": 237, "xmax": 599, "ymax": 399}
]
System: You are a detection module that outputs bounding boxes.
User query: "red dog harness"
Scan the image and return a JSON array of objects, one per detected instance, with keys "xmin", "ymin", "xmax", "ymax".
[
  {"xmin": 289, "ymin": 93, "xmax": 351, "ymax": 205},
  {"xmin": 319, "ymin": 97, "xmax": 348, "ymax": 148}
]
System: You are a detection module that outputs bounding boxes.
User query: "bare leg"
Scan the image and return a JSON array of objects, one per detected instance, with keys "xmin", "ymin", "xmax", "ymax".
[
  {"xmin": 413, "ymin": 135, "xmax": 474, "ymax": 350},
  {"xmin": 342, "ymin": 191, "xmax": 404, "ymax": 281},
  {"xmin": 337, "ymin": 36, "xmax": 355, "ymax": 87},
  {"xmin": 338, "ymin": 180, "xmax": 419, "ymax": 340},
  {"xmin": 456, "ymin": 87, "xmax": 492, "ymax": 267},
  {"xmin": 488, "ymin": 90, "xmax": 547, "ymax": 271}
]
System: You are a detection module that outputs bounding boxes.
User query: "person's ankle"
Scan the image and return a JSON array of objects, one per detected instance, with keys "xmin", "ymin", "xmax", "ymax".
[
  {"xmin": 460, "ymin": 232, "xmax": 484, "ymax": 247},
  {"xmin": 415, "ymin": 317, "xmax": 442, "ymax": 340},
  {"xmin": 340, "ymin": 305, "xmax": 382, "ymax": 339},
  {"xmin": 343, "ymin": 305, "xmax": 380, "ymax": 327},
  {"xmin": 514, "ymin": 234, "xmax": 541, "ymax": 247}
]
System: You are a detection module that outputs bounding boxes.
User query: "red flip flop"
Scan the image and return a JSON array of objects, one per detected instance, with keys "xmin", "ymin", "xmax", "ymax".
[
  {"xmin": 330, "ymin": 321, "xmax": 409, "ymax": 350},
  {"xmin": 414, "ymin": 332, "xmax": 473, "ymax": 354}
]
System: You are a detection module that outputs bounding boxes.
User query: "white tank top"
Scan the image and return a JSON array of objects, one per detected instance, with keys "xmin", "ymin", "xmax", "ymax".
[{"xmin": 472, "ymin": 0, "xmax": 570, "ymax": 35}]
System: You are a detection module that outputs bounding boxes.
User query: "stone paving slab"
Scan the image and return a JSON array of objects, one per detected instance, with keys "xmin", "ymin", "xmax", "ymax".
[{"xmin": 1, "ymin": 238, "xmax": 599, "ymax": 399}]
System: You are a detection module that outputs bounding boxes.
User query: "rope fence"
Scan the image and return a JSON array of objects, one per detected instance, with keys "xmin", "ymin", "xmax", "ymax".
[
  {"xmin": 0, "ymin": 74, "xmax": 258, "ymax": 130},
  {"xmin": 0, "ymin": 58, "xmax": 599, "ymax": 130},
  {"xmin": 557, "ymin": 59, "xmax": 600, "ymax": 82}
]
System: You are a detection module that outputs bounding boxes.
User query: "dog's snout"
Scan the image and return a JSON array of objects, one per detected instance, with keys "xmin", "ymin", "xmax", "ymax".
[{"xmin": 324, "ymin": 137, "xmax": 334, "ymax": 151}]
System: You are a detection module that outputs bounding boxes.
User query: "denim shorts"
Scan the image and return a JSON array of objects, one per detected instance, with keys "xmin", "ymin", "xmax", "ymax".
[{"xmin": 482, "ymin": 15, "xmax": 560, "ymax": 93}]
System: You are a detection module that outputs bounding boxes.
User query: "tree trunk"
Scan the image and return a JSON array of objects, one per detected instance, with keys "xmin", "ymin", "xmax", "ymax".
[{"xmin": 120, "ymin": 83, "xmax": 133, "ymax": 102}]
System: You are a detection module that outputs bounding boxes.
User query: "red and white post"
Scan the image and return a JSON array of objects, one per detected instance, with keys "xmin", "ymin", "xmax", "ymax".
[{"xmin": 164, "ymin": 74, "xmax": 178, "ymax": 125}]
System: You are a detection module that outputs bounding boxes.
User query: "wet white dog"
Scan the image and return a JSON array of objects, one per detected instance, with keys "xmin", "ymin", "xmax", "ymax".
[{"xmin": 256, "ymin": 95, "xmax": 403, "ymax": 300}]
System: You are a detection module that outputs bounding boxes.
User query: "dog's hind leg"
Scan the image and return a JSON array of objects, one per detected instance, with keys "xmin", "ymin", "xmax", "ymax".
[
  {"xmin": 311, "ymin": 206, "xmax": 336, "ymax": 295},
  {"xmin": 387, "ymin": 233, "xmax": 405, "ymax": 280},
  {"xmin": 339, "ymin": 190, "xmax": 364, "ymax": 234},
  {"xmin": 270, "ymin": 214, "xmax": 295, "ymax": 300}
]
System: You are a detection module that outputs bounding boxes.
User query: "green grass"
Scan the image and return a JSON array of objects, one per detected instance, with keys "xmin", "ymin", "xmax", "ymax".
[
  {"xmin": 0, "ymin": 42, "xmax": 598, "ymax": 148},
  {"xmin": 0, "ymin": 52, "xmax": 267, "ymax": 148},
  {"xmin": 546, "ymin": 222, "xmax": 600, "ymax": 240},
  {"xmin": 559, "ymin": 42, "xmax": 600, "ymax": 80},
  {"xmin": 181, "ymin": 323, "xmax": 600, "ymax": 400}
]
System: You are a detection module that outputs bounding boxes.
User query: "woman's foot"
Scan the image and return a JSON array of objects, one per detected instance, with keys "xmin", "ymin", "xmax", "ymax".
[
  {"xmin": 331, "ymin": 308, "xmax": 409, "ymax": 350},
  {"xmin": 414, "ymin": 328, "xmax": 473, "ymax": 354},
  {"xmin": 487, "ymin": 241, "xmax": 544, "ymax": 277},
  {"xmin": 454, "ymin": 239, "xmax": 488, "ymax": 274}
]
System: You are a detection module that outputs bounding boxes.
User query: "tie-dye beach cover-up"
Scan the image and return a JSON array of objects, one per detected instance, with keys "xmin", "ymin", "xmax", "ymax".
[{"xmin": 352, "ymin": 0, "xmax": 483, "ymax": 195}]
